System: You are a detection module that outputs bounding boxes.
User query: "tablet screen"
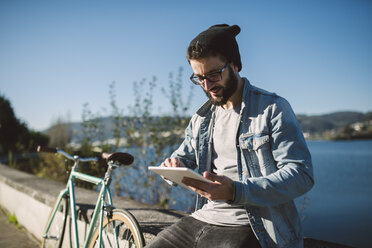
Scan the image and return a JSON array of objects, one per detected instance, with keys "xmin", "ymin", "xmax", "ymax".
[{"xmin": 148, "ymin": 166, "xmax": 211, "ymax": 189}]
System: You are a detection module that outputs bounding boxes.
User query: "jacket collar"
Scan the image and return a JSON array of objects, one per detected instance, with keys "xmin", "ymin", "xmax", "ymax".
[
  {"xmin": 241, "ymin": 78, "xmax": 251, "ymax": 113},
  {"xmin": 196, "ymin": 100, "xmax": 214, "ymax": 117}
]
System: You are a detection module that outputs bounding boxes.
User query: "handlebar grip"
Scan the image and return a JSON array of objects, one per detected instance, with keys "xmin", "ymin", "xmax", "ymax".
[{"xmin": 37, "ymin": 146, "xmax": 58, "ymax": 153}]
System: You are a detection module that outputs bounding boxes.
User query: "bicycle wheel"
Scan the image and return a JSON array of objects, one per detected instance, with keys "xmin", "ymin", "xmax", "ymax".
[
  {"xmin": 42, "ymin": 196, "xmax": 69, "ymax": 248},
  {"xmin": 89, "ymin": 209, "xmax": 145, "ymax": 248}
]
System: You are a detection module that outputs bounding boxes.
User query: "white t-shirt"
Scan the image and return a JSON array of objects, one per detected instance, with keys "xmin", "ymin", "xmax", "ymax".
[{"xmin": 192, "ymin": 104, "xmax": 250, "ymax": 226}]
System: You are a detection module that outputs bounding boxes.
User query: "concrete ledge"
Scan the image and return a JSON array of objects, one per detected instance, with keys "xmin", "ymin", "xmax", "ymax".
[{"xmin": 0, "ymin": 164, "xmax": 352, "ymax": 247}]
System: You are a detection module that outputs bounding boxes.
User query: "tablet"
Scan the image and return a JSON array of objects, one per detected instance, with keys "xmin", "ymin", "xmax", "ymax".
[{"xmin": 148, "ymin": 166, "xmax": 212, "ymax": 189}]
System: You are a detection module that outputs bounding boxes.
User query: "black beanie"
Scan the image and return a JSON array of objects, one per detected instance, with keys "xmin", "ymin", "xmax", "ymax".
[{"xmin": 188, "ymin": 24, "xmax": 242, "ymax": 71}]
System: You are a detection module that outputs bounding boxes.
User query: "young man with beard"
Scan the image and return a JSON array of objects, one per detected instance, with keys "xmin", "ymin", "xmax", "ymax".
[{"xmin": 147, "ymin": 24, "xmax": 314, "ymax": 248}]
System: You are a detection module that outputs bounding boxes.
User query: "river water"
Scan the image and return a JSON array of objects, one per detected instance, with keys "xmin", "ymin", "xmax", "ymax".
[{"xmin": 295, "ymin": 140, "xmax": 372, "ymax": 247}]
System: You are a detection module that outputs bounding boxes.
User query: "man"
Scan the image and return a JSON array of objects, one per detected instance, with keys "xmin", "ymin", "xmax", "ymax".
[{"xmin": 147, "ymin": 24, "xmax": 314, "ymax": 248}]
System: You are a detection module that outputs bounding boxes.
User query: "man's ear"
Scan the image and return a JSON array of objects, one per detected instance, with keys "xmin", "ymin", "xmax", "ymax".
[{"xmin": 230, "ymin": 63, "xmax": 239, "ymax": 73}]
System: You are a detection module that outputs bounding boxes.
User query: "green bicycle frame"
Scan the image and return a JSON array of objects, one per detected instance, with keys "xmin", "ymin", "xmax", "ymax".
[{"xmin": 44, "ymin": 162, "xmax": 114, "ymax": 248}]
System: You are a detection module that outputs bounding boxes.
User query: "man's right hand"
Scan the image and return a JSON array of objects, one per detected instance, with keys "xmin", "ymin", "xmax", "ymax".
[
  {"xmin": 159, "ymin": 157, "xmax": 184, "ymax": 181},
  {"xmin": 160, "ymin": 157, "xmax": 184, "ymax": 168}
]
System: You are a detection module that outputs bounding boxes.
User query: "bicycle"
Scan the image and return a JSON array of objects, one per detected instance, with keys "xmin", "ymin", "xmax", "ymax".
[{"xmin": 37, "ymin": 146, "xmax": 145, "ymax": 248}]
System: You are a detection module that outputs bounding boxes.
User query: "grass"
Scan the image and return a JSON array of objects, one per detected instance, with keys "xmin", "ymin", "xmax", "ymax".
[
  {"xmin": 0, "ymin": 207, "xmax": 21, "ymax": 229},
  {"xmin": 7, "ymin": 212, "xmax": 20, "ymax": 228}
]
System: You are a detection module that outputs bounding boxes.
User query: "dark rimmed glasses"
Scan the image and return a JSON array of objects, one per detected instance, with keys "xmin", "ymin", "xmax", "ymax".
[{"xmin": 190, "ymin": 63, "xmax": 229, "ymax": 85}]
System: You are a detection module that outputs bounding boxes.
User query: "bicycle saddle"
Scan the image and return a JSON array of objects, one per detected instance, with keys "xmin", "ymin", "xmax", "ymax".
[{"xmin": 106, "ymin": 152, "xmax": 134, "ymax": 166}]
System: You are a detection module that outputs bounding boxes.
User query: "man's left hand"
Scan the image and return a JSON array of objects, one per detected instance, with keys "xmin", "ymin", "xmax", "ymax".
[{"xmin": 182, "ymin": 172, "xmax": 234, "ymax": 202}]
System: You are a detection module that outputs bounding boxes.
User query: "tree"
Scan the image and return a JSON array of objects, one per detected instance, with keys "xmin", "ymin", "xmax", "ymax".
[
  {"xmin": 78, "ymin": 68, "xmax": 196, "ymax": 210},
  {"xmin": 113, "ymin": 69, "xmax": 196, "ymax": 210},
  {"xmin": 47, "ymin": 115, "xmax": 72, "ymax": 148},
  {"xmin": 0, "ymin": 93, "xmax": 48, "ymax": 155},
  {"xmin": 0, "ymin": 94, "xmax": 21, "ymax": 154}
]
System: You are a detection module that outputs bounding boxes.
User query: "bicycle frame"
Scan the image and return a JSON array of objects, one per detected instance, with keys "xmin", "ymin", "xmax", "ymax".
[{"xmin": 43, "ymin": 153, "xmax": 116, "ymax": 248}]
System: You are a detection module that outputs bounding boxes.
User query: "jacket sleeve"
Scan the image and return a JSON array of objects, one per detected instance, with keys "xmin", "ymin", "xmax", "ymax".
[
  {"xmin": 233, "ymin": 97, "xmax": 314, "ymax": 207},
  {"xmin": 170, "ymin": 115, "xmax": 198, "ymax": 170}
]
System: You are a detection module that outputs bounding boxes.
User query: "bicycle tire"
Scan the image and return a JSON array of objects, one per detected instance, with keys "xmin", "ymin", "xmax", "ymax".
[
  {"xmin": 89, "ymin": 209, "xmax": 145, "ymax": 248},
  {"xmin": 41, "ymin": 196, "xmax": 69, "ymax": 248}
]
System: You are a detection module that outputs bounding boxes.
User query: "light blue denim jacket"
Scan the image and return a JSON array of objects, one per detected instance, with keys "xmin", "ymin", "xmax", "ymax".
[{"xmin": 171, "ymin": 79, "xmax": 314, "ymax": 248}]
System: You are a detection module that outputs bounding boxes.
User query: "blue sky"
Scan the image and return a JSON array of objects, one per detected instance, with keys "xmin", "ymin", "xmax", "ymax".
[{"xmin": 1, "ymin": 0, "xmax": 371, "ymax": 131}]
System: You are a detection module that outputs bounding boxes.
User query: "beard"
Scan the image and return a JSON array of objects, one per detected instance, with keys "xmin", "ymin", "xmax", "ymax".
[{"xmin": 203, "ymin": 66, "xmax": 238, "ymax": 106}]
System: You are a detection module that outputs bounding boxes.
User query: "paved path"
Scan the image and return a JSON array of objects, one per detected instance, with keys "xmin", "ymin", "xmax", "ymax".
[{"xmin": 0, "ymin": 208, "xmax": 40, "ymax": 248}]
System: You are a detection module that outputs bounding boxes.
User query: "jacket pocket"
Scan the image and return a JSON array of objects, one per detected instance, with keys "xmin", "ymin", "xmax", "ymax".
[
  {"xmin": 239, "ymin": 133, "xmax": 276, "ymax": 176},
  {"xmin": 239, "ymin": 133, "xmax": 269, "ymax": 150}
]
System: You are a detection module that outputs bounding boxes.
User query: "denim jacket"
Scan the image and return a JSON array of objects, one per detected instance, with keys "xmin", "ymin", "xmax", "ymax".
[{"xmin": 171, "ymin": 79, "xmax": 314, "ymax": 248}]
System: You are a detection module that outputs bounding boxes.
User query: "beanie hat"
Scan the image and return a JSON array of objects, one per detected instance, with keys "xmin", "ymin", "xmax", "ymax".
[{"xmin": 188, "ymin": 24, "xmax": 242, "ymax": 71}]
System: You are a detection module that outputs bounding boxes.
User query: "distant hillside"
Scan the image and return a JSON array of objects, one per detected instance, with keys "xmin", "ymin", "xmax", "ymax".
[
  {"xmin": 45, "ymin": 116, "xmax": 191, "ymax": 144},
  {"xmin": 44, "ymin": 111, "xmax": 372, "ymax": 143},
  {"xmin": 297, "ymin": 111, "xmax": 369, "ymax": 134}
]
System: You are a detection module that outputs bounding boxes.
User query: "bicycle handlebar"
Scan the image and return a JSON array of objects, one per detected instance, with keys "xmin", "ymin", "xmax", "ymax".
[
  {"xmin": 37, "ymin": 146, "xmax": 134, "ymax": 166},
  {"xmin": 37, "ymin": 146, "xmax": 98, "ymax": 162}
]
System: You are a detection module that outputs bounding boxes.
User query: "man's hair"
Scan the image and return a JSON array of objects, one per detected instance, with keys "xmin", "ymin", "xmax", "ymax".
[
  {"xmin": 187, "ymin": 41, "xmax": 227, "ymax": 63},
  {"xmin": 186, "ymin": 24, "xmax": 242, "ymax": 71}
]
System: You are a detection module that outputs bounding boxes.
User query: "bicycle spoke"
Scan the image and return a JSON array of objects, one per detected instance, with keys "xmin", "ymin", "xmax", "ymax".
[{"xmin": 90, "ymin": 209, "xmax": 144, "ymax": 248}]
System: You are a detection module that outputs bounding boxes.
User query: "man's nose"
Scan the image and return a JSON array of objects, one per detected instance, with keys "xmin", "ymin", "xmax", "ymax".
[{"xmin": 203, "ymin": 79, "xmax": 215, "ymax": 90}]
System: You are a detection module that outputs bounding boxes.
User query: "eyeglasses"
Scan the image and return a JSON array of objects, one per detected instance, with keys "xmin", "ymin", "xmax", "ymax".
[{"xmin": 190, "ymin": 63, "xmax": 229, "ymax": 85}]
